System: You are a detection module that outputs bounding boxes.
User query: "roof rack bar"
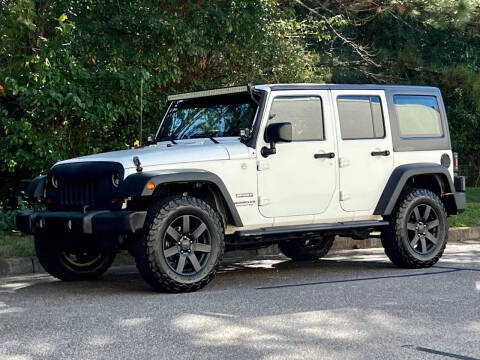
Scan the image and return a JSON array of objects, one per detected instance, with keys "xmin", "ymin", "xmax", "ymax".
[{"xmin": 167, "ymin": 85, "xmax": 250, "ymax": 102}]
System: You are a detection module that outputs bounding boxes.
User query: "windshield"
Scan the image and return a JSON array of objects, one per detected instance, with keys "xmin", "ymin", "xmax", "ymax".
[{"xmin": 156, "ymin": 94, "xmax": 257, "ymax": 141}]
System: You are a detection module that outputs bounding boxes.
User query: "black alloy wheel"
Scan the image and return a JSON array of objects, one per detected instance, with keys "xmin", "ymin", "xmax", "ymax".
[
  {"xmin": 406, "ymin": 203, "xmax": 441, "ymax": 256},
  {"xmin": 134, "ymin": 196, "xmax": 224, "ymax": 293},
  {"xmin": 34, "ymin": 232, "xmax": 116, "ymax": 281},
  {"xmin": 381, "ymin": 188, "xmax": 448, "ymax": 268},
  {"xmin": 162, "ymin": 215, "xmax": 212, "ymax": 275}
]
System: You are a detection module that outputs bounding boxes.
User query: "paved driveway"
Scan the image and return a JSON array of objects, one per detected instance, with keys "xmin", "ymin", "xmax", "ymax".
[{"xmin": 1, "ymin": 242, "xmax": 479, "ymax": 360}]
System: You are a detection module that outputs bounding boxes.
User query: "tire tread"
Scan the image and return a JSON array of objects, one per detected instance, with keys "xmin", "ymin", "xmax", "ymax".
[
  {"xmin": 134, "ymin": 196, "xmax": 224, "ymax": 293},
  {"xmin": 381, "ymin": 188, "xmax": 448, "ymax": 268}
]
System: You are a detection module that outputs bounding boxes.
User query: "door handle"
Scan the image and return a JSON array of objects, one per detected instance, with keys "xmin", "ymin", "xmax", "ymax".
[
  {"xmin": 314, "ymin": 152, "xmax": 335, "ymax": 159},
  {"xmin": 371, "ymin": 150, "xmax": 390, "ymax": 156}
]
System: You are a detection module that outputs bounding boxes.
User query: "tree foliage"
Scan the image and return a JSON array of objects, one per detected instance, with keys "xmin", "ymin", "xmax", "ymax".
[
  {"xmin": 1, "ymin": 0, "xmax": 480, "ymax": 214},
  {"xmin": 0, "ymin": 0, "xmax": 317, "ymax": 177}
]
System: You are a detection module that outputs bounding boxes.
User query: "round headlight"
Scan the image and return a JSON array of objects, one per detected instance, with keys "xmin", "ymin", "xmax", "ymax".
[
  {"xmin": 51, "ymin": 175, "xmax": 59, "ymax": 188},
  {"xmin": 112, "ymin": 172, "xmax": 121, "ymax": 187}
]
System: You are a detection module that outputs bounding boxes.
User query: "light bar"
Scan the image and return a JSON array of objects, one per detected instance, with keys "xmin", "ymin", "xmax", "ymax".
[{"xmin": 167, "ymin": 85, "xmax": 250, "ymax": 102}]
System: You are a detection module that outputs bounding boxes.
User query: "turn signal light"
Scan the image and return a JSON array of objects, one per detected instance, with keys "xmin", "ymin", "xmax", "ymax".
[{"xmin": 146, "ymin": 181, "xmax": 155, "ymax": 191}]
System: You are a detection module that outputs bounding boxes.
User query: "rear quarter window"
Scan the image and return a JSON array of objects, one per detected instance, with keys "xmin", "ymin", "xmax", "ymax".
[{"xmin": 394, "ymin": 95, "xmax": 443, "ymax": 138}]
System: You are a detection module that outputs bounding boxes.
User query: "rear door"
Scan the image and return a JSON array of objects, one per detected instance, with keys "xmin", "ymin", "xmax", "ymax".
[{"xmin": 332, "ymin": 90, "xmax": 394, "ymax": 212}]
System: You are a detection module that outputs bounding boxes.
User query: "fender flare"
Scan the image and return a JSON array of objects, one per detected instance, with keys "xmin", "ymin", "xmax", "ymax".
[
  {"xmin": 374, "ymin": 163, "xmax": 455, "ymax": 216},
  {"xmin": 121, "ymin": 169, "xmax": 243, "ymax": 227},
  {"xmin": 25, "ymin": 175, "xmax": 46, "ymax": 200}
]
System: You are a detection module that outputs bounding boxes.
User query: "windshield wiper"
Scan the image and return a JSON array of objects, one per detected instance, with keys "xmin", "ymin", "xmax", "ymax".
[
  {"xmin": 208, "ymin": 136, "xmax": 219, "ymax": 144},
  {"xmin": 157, "ymin": 136, "xmax": 177, "ymax": 145},
  {"xmin": 188, "ymin": 133, "xmax": 220, "ymax": 144}
]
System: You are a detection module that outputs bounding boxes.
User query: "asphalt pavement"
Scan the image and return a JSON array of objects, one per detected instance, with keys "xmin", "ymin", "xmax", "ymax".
[{"xmin": 1, "ymin": 242, "xmax": 479, "ymax": 360}]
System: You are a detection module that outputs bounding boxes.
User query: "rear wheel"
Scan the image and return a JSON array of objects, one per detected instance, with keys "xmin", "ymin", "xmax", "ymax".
[
  {"xmin": 35, "ymin": 233, "xmax": 116, "ymax": 281},
  {"xmin": 381, "ymin": 188, "xmax": 448, "ymax": 268},
  {"xmin": 134, "ymin": 196, "xmax": 224, "ymax": 293},
  {"xmin": 279, "ymin": 235, "xmax": 335, "ymax": 260}
]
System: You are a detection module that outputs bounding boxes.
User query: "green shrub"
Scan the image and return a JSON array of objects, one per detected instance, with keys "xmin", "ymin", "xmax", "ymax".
[{"xmin": 0, "ymin": 196, "xmax": 28, "ymax": 231}]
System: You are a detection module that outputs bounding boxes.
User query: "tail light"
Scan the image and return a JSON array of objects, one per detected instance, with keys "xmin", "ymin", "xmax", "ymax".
[{"xmin": 453, "ymin": 152, "xmax": 459, "ymax": 173}]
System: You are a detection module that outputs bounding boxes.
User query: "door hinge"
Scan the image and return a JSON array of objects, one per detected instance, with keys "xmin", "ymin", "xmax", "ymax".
[
  {"xmin": 257, "ymin": 160, "xmax": 270, "ymax": 171},
  {"xmin": 339, "ymin": 191, "xmax": 350, "ymax": 201},
  {"xmin": 339, "ymin": 158, "xmax": 350, "ymax": 168},
  {"xmin": 258, "ymin": 196, "xmax": 271, "ymax": 206}
]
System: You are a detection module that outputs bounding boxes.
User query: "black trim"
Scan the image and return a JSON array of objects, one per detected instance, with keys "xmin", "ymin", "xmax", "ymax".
[
  {"xmin": 121, "ymin": 169, "xmax": 243, "ymax": 227},
  {"xmin": 245, "ymin": 90, "xmax": 267, "ymax": 149},
  {"xmin": 25, "ymin": 175, "xmax": 46, "ymax": 200},
  {"xmin": 454, "ymin": 175, "xmax": 466, "ymax": 192},
  {"xmin": 453, "ymin": 192, "xmax": 466, "ymax": 214},
  {"xmin": 371, "ymin": 150, "xmax": 390, "ymax": 156},
  {"xmin": 374, "ymin": 163, "xmax": 456, "ymax": 215},
  {"xmin": 16, "ymin": 210, "xmax": 146, "ymax": 235},
  {"xmin": 314, "ymin": 152, "xmax": 335, "ymax": 159},
  {"xmin": 236, "ymin": 220, "xmax": 388, "ymax": 238},
  {"xmin": 47, "ymin": 161, "xmax": 125, "ymax": 211},
  {"xmin": 269, "ymin": 84, "xmax": 438, "ymax": 92}
]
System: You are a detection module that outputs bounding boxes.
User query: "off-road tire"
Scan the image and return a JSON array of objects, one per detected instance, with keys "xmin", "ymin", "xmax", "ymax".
[
  {"xmin": 279, "ymin": 235, "xmax": 335, "ymax": 261},
  {"xmin": 381, "ymin": 188, "xmax": 448, "ymax": 268},
  {"xmin": 134, "ymin": 196, "xmax": 225, "ymax": 293},
  {"xmin": 34, "ymin": 232, "xmax": 116, "ymax": 281}
]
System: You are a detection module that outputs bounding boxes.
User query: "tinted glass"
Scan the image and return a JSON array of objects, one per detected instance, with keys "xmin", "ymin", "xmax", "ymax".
[
  {"xmin": 337, "ymin": 96, "xmax": 385, "ymax": 139},
  {"xmin": 394, "ymin": 95, "xmax": 443, "ymax": 138},
  {"xmin": 157, "ymin": 94, "xmax": 257, "ymax": 141},
  {"xmin": 268, "ymin": 96, "xmax": 324, "ymax": 141}
]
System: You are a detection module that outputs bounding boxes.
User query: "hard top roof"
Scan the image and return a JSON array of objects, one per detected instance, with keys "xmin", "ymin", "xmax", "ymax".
[
  {"xmin": 167, "ymin": 83, "xmax": 439, "ymax": 101},
  {"xmin": 266, "ymin": 83, "xmax": 439, "ymax": 92}
]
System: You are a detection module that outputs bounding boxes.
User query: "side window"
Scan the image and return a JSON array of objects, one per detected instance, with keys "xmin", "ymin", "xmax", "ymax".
[
  {"xmin": 337, "ymin": 95, "xmax": 385, "ymax": 140},
  {"xmin": 267, "ymin": 96, "xmax": 324, "ymax": 141},
  {"xmin": 394, "ymin": 95, "xmax": 443, "ymax": 138}
]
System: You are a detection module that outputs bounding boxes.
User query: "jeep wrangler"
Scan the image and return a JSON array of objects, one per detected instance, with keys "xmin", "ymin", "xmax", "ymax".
[{"xmin": 16, "ymin": 84, "xmax": 466, "ymax": 292}]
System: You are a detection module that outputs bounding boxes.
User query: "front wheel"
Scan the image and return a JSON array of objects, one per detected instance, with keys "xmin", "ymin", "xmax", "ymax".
[
  {"xmin": 134, "ymin": 196, "xmax": 225, "ymax": 293},
  {"xmin": 381, "ymin": 188, "xmax": 448, "ymax": 268},
  {"xmin": 35, "ymin": 233, "xmax": 116, "ymax": 281}
]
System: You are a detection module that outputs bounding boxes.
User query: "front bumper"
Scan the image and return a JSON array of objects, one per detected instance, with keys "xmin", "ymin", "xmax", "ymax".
[{"xmin": 16, "ymin": 210, "xmax": 147, "ymax": 235}]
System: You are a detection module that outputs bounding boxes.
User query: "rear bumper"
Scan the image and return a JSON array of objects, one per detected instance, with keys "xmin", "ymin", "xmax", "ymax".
[
  {"xmin": 453, "ymin": 192, "xmax": 466, "ymax": 214},
  {"xmin": 16, "ymin": 210, "xmax": 146, "ymax": 235},
  {"xmin": 452, "ymin": 175, "xmax": 467, "ymax": 214}
]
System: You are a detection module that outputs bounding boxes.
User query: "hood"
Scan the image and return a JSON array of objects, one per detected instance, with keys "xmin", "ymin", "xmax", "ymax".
[{"xmin": 54, "ymin": 138, "xmax": 251, "ymax": 170}]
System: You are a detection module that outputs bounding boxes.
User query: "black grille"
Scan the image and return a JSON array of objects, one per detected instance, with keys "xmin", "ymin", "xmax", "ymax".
[{"xmin": 59, "ymin": 181, "xmax": 96, "ymax": 207}]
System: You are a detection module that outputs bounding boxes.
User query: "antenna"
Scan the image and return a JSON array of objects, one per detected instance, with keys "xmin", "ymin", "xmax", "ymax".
[{"xmin": 139, "ymin": 77, "xmax": 143, "ymax": 146}]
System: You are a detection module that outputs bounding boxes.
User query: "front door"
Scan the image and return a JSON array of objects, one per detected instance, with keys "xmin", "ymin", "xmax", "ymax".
[
  {"xmin": 256, "ymin": 91, "xmax": 337, "ymax": 218},
  {"xmin": 332, "ymin": 90, "xmax": 394, "ymax": 212}
]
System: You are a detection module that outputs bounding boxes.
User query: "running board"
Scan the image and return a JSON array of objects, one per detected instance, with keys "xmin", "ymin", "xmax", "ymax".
[{"xmin": 236, "ymin": 220, "xmax": 389, "ymax": 238}]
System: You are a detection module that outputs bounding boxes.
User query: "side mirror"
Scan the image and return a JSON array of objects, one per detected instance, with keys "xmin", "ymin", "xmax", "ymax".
[
  {"xmin": 262, "ymin": 122, "xmax": 292, "ymax": 157},
  {"xmin": 265, "ymin": 122, "xmax": 292, "ymax": 143}
]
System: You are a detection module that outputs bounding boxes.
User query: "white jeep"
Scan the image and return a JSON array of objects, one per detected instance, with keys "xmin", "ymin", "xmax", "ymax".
[{"xmin": 17, "ymin": 84, "xmax": 466, "ymax": 292}]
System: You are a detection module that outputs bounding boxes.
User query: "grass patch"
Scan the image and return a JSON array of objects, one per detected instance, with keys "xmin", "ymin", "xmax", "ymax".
[
  {"xmin": 449, "ymin": 188, "xmax": 480, "ymax": 228},
  {"xmin": 0, "ymin": 231, "xmax": 35, "ymax": 258}
]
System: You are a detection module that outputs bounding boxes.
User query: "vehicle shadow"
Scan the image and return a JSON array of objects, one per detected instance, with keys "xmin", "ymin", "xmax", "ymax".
[{"xmin": 2, "ymin": 254, "xmax": 417, "ymax": 297}]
